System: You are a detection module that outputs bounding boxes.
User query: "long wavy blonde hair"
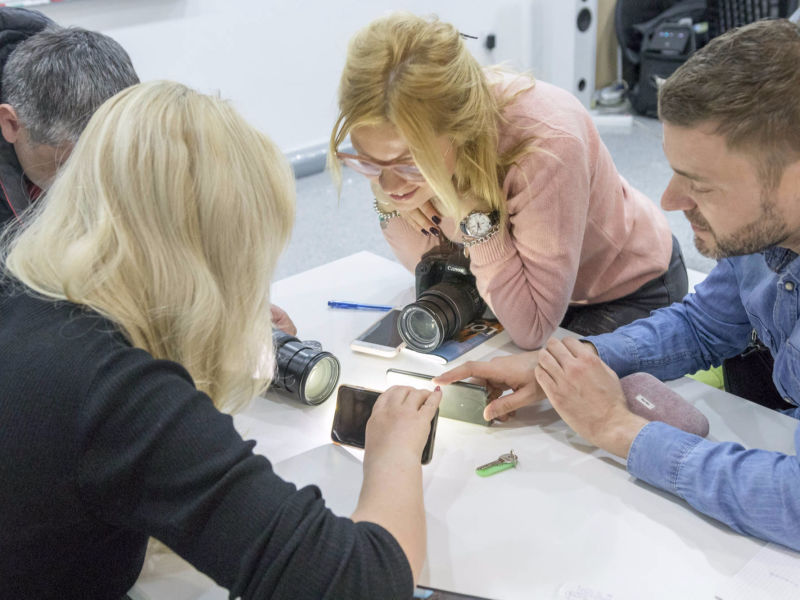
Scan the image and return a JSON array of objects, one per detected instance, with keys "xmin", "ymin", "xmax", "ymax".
[
  {"xmin": 4, "ymin": 80, "xmax": 295, "ymax": 414},
  {"xmin": 329, "ymin": 12, "xmax": 534, "ymax": 221}
]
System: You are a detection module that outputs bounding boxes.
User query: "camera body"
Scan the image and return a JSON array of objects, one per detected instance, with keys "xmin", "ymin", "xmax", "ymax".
[
  {"xmin": 414, "ymin": 246, "xmax": 480, "ymax": 302},
  {"xmin": 399, "ymin": 245, "xmax": 486, "ymax": 353}
]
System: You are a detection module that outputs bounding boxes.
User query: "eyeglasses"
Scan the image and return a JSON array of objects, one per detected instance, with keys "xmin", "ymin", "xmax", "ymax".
[{"xmin": 336, "ymin": 152, "xmax": 426, "ymax": 182}]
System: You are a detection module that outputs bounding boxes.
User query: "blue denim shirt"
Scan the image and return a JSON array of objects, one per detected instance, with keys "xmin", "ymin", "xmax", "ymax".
[{"xmin": 586, "ymin": 247, "xmax": 800, "ymax": 550}]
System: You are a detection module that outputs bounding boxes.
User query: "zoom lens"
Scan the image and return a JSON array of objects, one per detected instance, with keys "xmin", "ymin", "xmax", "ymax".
[
  {"xmin": 398, "ymin": 304, "xmax": 445, "ymax": 352},
  {"xmin": 271, "ymin": 330, "xmax": 340, "ymax": 405},
  {"xmin": 399, "ymin": 282, "xmax": 482, "ymax": 352},
  {"xmin": 303, "ymin": 355, "xmax": 340, "ymax": 405}
]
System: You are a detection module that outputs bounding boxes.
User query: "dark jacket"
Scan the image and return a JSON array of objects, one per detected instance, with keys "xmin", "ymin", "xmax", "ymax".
[{"xmin": 0, "ymin": 8, "xmax": 53, "ymax": 227}]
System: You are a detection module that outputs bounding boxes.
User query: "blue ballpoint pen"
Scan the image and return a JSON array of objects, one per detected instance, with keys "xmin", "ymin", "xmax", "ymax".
[{"xmin": 327, "ymin": 300, "xmax": 393, "ymax": 312}]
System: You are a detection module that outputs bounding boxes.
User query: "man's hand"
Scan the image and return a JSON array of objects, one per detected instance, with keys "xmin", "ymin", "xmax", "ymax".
[
  {"xmin": 534, "ymin": 338, "xmax": 648, "ymax": 458},
  {"xmin": 433, "ymin": 352, "xmax": 544, "ymax": 421},
  {"xmin": 270, "ymin": 304, "xmax": 297, "ymax": 336}
]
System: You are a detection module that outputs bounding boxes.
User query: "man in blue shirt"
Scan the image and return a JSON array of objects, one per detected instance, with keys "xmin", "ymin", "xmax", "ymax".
[{"xmin": 436, "ymin": 18, "xmax": 800, "ymax": 551}]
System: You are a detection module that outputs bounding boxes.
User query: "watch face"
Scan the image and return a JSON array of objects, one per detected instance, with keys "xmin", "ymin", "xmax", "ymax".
[{"xmin": 463, "ymin": 212, "xmax": 492, "ymax": 237}]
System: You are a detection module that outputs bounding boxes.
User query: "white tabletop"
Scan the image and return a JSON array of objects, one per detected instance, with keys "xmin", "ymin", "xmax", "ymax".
[{"xmin": 133, "ymin": 251, "xmax": 799, "ymax": 600}]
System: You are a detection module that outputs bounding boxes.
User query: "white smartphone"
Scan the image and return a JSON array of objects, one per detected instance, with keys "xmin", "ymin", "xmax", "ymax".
[
  {"xmin": 386, "ymin": 368, "xmax": 492, "ymax": 426},
  {"xmin": 350, "ymin": 309, "xmax": 405, "ymax": 358}
]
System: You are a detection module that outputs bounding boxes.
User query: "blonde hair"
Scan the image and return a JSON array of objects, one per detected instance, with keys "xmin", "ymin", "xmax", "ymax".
[
  {"xmin": 329, "ymin": 12, "xmax": 534, "ymax": 221},
  {"xmin": 4, "ymin": 80, "xmax": 295, "ymax": 413}
]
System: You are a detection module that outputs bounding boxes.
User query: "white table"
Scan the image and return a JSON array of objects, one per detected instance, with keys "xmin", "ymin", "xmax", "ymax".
[{"xmin": 133, "ymin": 251, "xmax": 799, "ymax": 600}]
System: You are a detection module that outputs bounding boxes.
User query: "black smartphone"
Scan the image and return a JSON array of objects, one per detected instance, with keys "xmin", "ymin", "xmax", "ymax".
[{"xmin": 331, "ymin": 384, "xmax": 438, "ymax": 464}]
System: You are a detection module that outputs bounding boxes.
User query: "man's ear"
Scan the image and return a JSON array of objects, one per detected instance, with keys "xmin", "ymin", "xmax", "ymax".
[{"xmin": 0, "ymin": 104, "xmax": 21, "ymax": 144}]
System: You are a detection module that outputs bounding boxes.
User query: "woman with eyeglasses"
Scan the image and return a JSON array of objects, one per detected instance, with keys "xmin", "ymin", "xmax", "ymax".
[
  {"xmin": 0, "ymin": 80, "xmax": 441, "ymax": 599},
  {"xmin": 329, "ymin": 12, "xmax": 688, "ymax": 350}
]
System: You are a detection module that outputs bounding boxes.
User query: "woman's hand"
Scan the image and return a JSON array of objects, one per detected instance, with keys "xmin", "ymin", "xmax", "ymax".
[
  {"xmin": 364, "ymin": 385, "xmax": 442, "ymax": 466},
  {"xmin": 410, "ymin": 200, "xmax": 446, "ymax": 236},
  {"xmin": 373, "ymin": 183, "xmax": 443, "ymax": 236},
  {"xmin": 270, "ymin": 304, "xmax": 297, "ymax": 336},
  {"xmin": 401, "ymin": 198, "xmax": 494, "ymax": 243},
  {"xmin": 372, "ymin": 182, "xmax": 493, "ymax": 243},
  {"xmin": 354, "ymin": 385, "xmax": 442, "ymax": 582}
]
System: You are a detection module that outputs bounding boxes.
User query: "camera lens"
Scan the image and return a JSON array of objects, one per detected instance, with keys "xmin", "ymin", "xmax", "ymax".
[
  {"xmin": 303, "ymin": 355, "xmax": 340, "ymax": 404},
  {"xmin": 399, "ymin": 304, "xmax": 444, "ymax": 351},
  {"xmin": 399, "ymin": 282, "xmax": 482, "ymax": 352},
  {"xmin": 271, "ymin": 330, "xmax": 340, "ymax": 405}
]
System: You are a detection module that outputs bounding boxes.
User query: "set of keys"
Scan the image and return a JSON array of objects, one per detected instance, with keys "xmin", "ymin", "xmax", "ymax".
[{"xmin": 475, "ymin": 450, "xmax": 518, "ymax": 477}]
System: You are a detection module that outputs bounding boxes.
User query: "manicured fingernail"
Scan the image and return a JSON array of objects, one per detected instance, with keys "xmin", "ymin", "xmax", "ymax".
[
  {"xmin": 430, "ymin": 227, "xmax": 440, "ymax": 236},
  {"xmin": 435, "ymin": 385, "xmax": 441, "ymax": 392},
  {"xmin": 421, "ymin": 229, "xmax": 430, "ymax": 236},
  {"xmin": 432, "ymin": 215, "xmax": 441, "ymax": 224}
]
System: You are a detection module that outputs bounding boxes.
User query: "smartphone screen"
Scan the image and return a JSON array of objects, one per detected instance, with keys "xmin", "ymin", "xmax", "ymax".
[
  {"xmin": 385, "ymin": 368, "xmax": 491, "ymax": 426},
  {"xmin": 331, "ymin": 384, "xmax": 438, "ymax": 464},
  {"xmin": 350, "ymin": 309, "xmax": 405, "ymax": 357}
]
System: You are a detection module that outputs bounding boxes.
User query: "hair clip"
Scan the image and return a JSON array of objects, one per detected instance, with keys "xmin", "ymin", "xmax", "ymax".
[{"xmin": 459, "ymin": 33, "xmax": 478, "ymax": 40}]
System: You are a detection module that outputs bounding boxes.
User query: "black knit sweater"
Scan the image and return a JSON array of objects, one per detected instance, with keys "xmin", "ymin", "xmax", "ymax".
[{"xmin": 0, "ymin": 277, "xmax": 412, "ymax": 599}]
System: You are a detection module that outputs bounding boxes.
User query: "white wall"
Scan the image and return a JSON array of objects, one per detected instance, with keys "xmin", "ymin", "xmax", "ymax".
[{"xmin": 37, "ymin": 0, "xmax": 545, "ymax": 155}]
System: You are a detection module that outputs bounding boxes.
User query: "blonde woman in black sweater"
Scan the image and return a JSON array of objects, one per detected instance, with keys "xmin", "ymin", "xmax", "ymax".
[{"xmin": 0, "ymin": 80, "xmax": 440, "ymax": 599}]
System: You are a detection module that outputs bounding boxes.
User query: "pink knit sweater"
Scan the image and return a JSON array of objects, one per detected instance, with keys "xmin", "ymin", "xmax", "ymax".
[{"xmin": 381, "ymin": 77, "xmax": 672, "ymax": 350}]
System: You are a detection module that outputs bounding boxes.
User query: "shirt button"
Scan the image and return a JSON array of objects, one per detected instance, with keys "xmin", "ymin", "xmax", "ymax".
[{"xmin": 785, "ymin": 281, "xmax": 795, "ymax": 292}]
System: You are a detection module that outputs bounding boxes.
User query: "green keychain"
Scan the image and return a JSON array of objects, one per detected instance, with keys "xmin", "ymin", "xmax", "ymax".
[{"xmin": 475, "ymin": 450, "xmax": 518, "ymax": 477}]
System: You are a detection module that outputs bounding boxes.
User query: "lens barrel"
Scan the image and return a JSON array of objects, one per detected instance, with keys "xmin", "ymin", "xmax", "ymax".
[
  {"xmin": 271, "ymin": 330, "xmax": 340, "ymax": 405},
  {"xmin": 399, "ymin": 282, "xmax": 484, "ymax": 352}
]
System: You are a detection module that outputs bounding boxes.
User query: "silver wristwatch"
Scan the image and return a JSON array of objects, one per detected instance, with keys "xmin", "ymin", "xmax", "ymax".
[
  {"xmin": 459, "ymin": 210, "xmax": 499, "ymax": 238},
  {"xmin": 459, "ymin": 210, "xmax": 499, "ymax": 240}
]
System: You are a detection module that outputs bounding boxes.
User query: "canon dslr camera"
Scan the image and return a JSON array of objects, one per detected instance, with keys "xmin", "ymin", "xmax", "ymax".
[{"xmin": 398, "ymin": 245, "xmax": 486, "ymax": 352}]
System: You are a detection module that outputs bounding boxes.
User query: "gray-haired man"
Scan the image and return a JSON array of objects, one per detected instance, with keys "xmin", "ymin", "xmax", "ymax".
[{"xmin": 0, "ymin": 8, "xmax": 139, "ymax": 225}]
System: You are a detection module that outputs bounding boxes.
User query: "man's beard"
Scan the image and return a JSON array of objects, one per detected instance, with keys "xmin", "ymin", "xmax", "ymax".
[{"xmin": 686, "ymin": 195, "xmax": 789, "ymax": 259}]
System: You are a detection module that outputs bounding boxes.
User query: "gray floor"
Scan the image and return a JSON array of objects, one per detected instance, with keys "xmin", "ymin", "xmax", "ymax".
[{"xmin": 275, "ymin": 115, "xmax": 716, "ymax": 281}]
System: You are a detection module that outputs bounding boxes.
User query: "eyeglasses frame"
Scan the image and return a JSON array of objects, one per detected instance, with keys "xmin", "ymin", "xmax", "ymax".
[{"xmin": 335, "ymin": 151, "xmax": 426, "ymax": 182}]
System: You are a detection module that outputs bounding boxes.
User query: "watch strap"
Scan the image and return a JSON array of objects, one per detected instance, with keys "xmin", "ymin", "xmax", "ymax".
[{"xmin": 461, "ymin": 224, "xmax": 500, "ymax": 248}]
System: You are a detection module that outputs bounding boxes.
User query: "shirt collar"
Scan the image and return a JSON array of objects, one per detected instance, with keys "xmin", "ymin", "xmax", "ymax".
[{"xmin": 763, "ymin": 246, "xmax": 799, "ymax": 273}]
